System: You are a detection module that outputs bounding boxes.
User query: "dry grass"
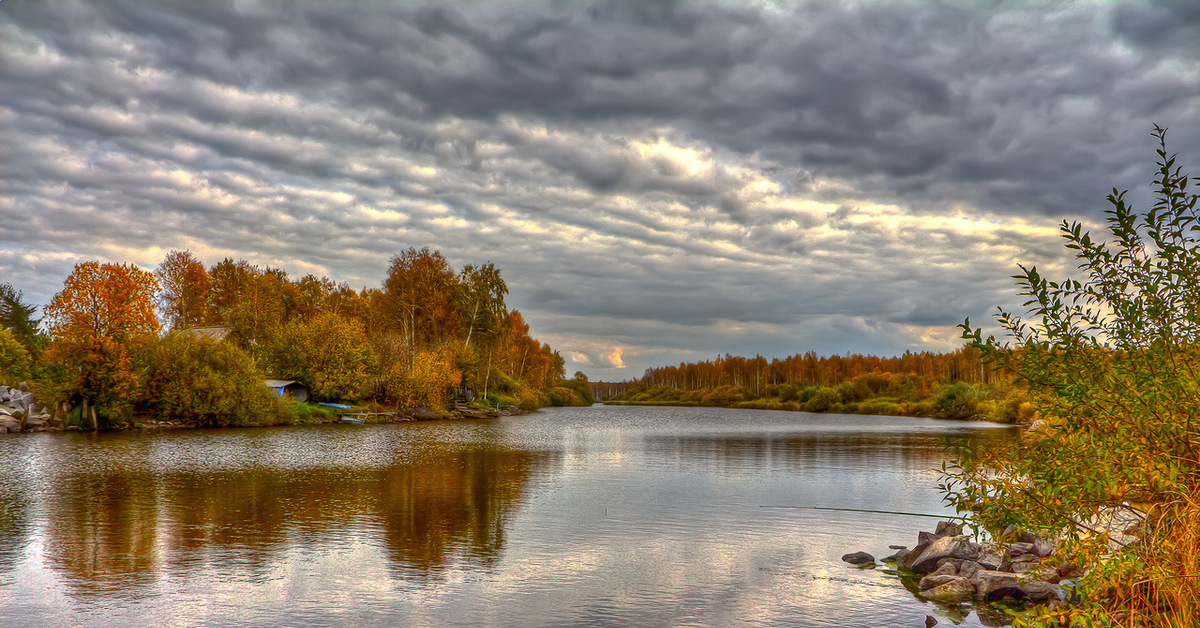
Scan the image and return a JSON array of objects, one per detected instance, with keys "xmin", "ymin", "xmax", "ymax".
[{"xmin": 1114, "ymin": 487, "xmax": 1200, "ymax": 628}]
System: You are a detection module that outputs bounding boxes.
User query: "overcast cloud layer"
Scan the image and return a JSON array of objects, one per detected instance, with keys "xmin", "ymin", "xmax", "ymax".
[{"xmin": 2, "ymin": 0, "xmax": 1198, "ymax": 380}]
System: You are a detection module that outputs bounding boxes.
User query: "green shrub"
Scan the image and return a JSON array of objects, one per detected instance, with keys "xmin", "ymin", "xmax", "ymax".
[
  {"xmin": 138, "ymin": 332, "xmax": 286, "ymax": 427},
  {"xmin": 802, "ymin": 387, "xmax": 839, "ymax": 412},
  {"xmin": 931, "ymin": 382, "xmax": 982, "ymax": 420}
]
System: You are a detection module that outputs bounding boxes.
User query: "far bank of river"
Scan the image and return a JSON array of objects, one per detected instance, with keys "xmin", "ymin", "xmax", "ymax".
[{"xmin": 0, "ymin": 405, "xmax": 1019, "ymax": 627}]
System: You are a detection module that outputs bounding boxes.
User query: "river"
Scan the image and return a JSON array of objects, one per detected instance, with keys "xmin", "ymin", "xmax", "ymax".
[{"xmin": 0, "ymin": 404, "xmax": 1019, "ymax": 627}]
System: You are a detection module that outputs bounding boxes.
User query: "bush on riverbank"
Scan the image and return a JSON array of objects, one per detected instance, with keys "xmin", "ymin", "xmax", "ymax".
[
  {"xmin": 949, "ymin": 126, "xmax": 1200, "ymax": 626},
  {"xmin": 138, "ymin": 332, "xmax": 291, "ymax": 427}
]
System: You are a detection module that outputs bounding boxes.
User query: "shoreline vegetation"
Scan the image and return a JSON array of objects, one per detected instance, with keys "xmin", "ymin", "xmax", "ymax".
[
  {"xmin": 597, "ymin": 348, "xmax": 1032, "ymax": 424},
  {"xmin": 0, "ymin": 247, "xmax": 592, "ymax": 435}
]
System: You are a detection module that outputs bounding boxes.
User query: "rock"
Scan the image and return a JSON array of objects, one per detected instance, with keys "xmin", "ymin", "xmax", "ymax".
[
  {"xmin": 1002, "ymin": 524, "xmax": 1037, "ymax": 544},
  {"xmin": 12, "ymin": 391, "xmax": 32, "ymax": 408},
  {"xmin": 413, "ymin": 407, "xmax": 439, "ymax": 420},
  {"xmin": 841, "ymin": 551, "xmax": 875, "ymax": 565},
  {"xmin": 919, "ymin": 562, "xmax": 958, "ymax": 590},
  {"xmin": 938, "ymin": 558, "xmax": 982, "ymax": 580},
  {"xmin": 17, "ymin": 381, "xmax": 29, "ymax": 393},
  {"xmin": 975, "ymin": 543, "xmax": 1003, "ymax": 570},
  {"xmin": 882, "ymin": 548, "xmax": 910, "ymax": 563},
  {"xmin": 1057, "ymin": 561, "xmax": 1086, "ymax": 579},
  {"xmin": 920, "ymin": 573, "xmax": 962, "ymax": 591},
  {"xmin": 1034, "ymin": 538, "xmax": 1055, "ymax": 557},
  {"xmin": 919, "ymin": 576, "xmax": 976, "ymax": 603},
  {"xmin": 973, "ymin": 570, "xmax": 1021, "ymax": 600},
  {"xmin": 918, "ymin": 530, "xmax": 936, "ymax": 545},
  {"xmin": 926, "ymin": 616, "xmax": 938, "ymax": 628},
  {"xmin": 1018, "ymin": 578, "xmax": 1062, "ymax": 602},
  {"xmin": 898, "ymin": 540, "xmax": 931, "ymax": 571},
  {"xmin": 1010, "ymin": 558, "xmax": 1040, "ymax": 573},
  {"xmin": 888, "ymin": 545, "xmax": 907, "ymax": 550},
  {"xmin": 908, "ymin": 535, "xmax": 979, "ymax": 574},
  {"xmin": 1008, "ymin": 542, "xmax": 1037, "ymax": 558},
  {"xmin": 0, "ymin": 425, "xmax": 6, "ymax": 434},
  {"xmin": 0, "ymin": 387, "xmax": 9, "ymax": 402},
  {"xmin": 0, "ymin": 417, "xmax": 20, "ymax": 433},
  {"xmin": 935, "ymin": 521, "xmax": 963, "ymax": 537}
]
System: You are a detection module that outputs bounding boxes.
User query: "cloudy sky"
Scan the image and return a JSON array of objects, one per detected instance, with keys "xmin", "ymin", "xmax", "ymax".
[{"xmin": 1, "ymin": 1, "xmax": 1198, "ymax": 381}]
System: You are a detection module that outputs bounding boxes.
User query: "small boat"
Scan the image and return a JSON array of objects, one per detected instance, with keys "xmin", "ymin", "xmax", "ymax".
[{"xmin": 340, "ymin": 416, "xmax": 365, "ymax": 425}]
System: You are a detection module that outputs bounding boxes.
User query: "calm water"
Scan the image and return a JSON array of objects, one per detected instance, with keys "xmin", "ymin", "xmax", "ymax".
[{"xmin": 0, "ymin": 405, "xmax": 1018, "ymax": 627}]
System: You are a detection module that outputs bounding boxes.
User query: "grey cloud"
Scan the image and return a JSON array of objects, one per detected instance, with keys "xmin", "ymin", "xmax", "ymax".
[{"xmin": 2, "ymin": 0, "xmax": 1197, "ymax": 379}]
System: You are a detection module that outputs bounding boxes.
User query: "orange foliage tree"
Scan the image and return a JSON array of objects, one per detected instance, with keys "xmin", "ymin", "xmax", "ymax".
[
  {"xmin": 155, "ymin": 250, "xmax": 210, "ymax": 330},
  {"xmin": 44, "ymin": 262, "xmax": 160, "ymax": 428}
]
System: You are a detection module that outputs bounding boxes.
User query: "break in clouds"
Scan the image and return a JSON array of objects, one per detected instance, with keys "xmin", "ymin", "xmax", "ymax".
[{"xmin": 1, "ymin": 0, "xmax": 1198, "ymax": 379}]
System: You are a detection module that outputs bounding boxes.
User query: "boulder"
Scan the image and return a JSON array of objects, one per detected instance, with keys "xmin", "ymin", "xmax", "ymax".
[
  {"xmin": 841, "ymin": 551, "xmax": 875, "ymax": 565},
  {"xmin": 919, "ymin": 561, "xmax": 958, "ymax": 589},
  {"xmin": 919, "ymin": 576, "xmax": 976, "ymax": 603},
  {"xmin": 881, "ymin": 548, "xmax": 910, "ymax": 563},
  {"xmin": 908, "ymin": 535, "xmax": 978, "ymax": 574},
  {"xmin": 17, "ymin": 381, "xmax": 29, "ymax": 393},
  {"xmin": 888, "ymin": 545, "xmax": 907, "ymax": 550},
  {"xmin": 1034, "ymin": 538, "xmax": 1055, "ymax": 557},
  {"xmin": 975, "ymin": 543, "xmax": 1003, "ymax": 570},
  {"xmin": 1008, "ymin": 542, "xmax": 1037, "ymax": 558},
  {"xmin": 918, "ymin": 530, "xmax": 936, "ymax": 545},
  {"xmin": 0, "ymin": 417, "xmax": 21, "ymax": 433},
  {"xmin": 972, "ymin": 570, "xmax": 1021, "ymax": 600},
  {"xmin": 935, "ymin": 521, "xmax": 963, "ymax": 537},
  {"xmin": 1018, "ymin": 579, "xmax": 1062, "ymax": 602},
  {"xmin": 1010, "ymin": 558, "xmax": 1040, "ymax": 573},
  {"xmin": 938, "ymin": 558, "xmax": 982, "ymax": 580},
  {"xmin": 898, "ymin": 540, "xmax": 931, "ymax": 571}
]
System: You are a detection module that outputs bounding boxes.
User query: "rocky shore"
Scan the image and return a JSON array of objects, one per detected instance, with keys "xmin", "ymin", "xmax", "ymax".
[
  {"xmin": 0, "ymin": 383, "xmax": 63, "ymax": 433},
  {"xmin": 844, "ymin": 520, "xmax": 1082, "ymax": 615}
]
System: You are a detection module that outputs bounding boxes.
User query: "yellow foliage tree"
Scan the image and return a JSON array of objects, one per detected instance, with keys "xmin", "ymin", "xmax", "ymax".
[{"xmin": 44, "ymin": 262, "xmax": 160, "ymax": 428}]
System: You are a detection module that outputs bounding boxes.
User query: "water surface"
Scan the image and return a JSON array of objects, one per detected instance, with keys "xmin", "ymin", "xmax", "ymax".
[{"xmin": 0, "ymin": 405, "xmax": 1018, "ymax": 627}]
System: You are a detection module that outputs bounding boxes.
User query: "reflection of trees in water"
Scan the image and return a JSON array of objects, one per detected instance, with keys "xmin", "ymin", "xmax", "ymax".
[
  {"xmin": 0, "ymin": 491, "xmax": 33, "ymax": 578},
  {"xmin": 378, "ymin": 448, "xmax": 539, "ymax": 576},
  {"xmin": 39, "ymin": 446, "xmax": 549, "ymax": 596},
  {"xmin": 43, "ymin": 473, "xmax": 162, "ymax": 596},
  {"xmin": 643, "ymin": 428, "xmax": 1017, "ymax": 473}
]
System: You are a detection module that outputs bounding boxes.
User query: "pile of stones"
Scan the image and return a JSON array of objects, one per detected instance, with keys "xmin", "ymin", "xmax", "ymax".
[
  {"xmin": 0, "ymin": 383, "xmax": 62, "ymax": 433},
  {"xmin": 844, "ymin": 521, "xmax": 1082, "ymax": 606}
]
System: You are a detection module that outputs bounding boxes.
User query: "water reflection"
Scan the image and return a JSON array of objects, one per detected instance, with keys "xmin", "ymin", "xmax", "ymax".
[
  {"xmin": 0, "ymin": 409, "xmax": 1020, "ymax": 627},
  {"xmin": 27, "ymin": 433, "xmax": 549, "ymax": 597}
]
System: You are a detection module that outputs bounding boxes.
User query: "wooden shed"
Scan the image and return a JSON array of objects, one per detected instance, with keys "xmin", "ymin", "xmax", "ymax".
[{"xmin": 264, "ymin": 379, "xmax": 308, "ymax": 402}]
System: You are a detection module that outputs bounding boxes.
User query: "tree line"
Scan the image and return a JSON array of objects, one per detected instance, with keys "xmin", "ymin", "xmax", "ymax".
[
  {"xmin": 0, "ymin": 247, "xmax": 587, "ymax": 429},
  {"xmin": 600, "ymin": 346, "xmax": 1028, "ymax": 422}
]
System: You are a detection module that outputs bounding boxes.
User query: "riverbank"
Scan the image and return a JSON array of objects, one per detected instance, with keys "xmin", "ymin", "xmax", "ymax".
[
  {"xmin": 605, "ymin": 381, "xmax": 1031, "ymax": 423},
  {"xmin": 0, "ymin": 381, "xmax": 528, "ymax": 434}
]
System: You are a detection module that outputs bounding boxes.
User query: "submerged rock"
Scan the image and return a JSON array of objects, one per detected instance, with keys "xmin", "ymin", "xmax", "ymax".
[{"xmin": 841, "ymin": 551, "xmax": 875, "ymax": 565}]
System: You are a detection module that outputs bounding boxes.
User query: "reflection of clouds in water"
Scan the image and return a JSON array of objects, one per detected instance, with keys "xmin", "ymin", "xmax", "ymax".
[{"xmin": 0, "ymin": 408, "xmax": 1018, "ymax": 626}]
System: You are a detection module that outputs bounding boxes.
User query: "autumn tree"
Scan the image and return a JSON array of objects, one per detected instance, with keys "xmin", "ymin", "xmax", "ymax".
[
  {"xmin": 155, "ymin": 250, "xmax": 210, "ymax": 330},
  {"xmin": 269, "ymin": 311, "xmax": 378, "ymax": 401},
  {"xmin": 383, "ymin": 247, "xmax": 460, "ymax": 356},
  {"xmin": 456, "ymin": 263, "xmax": 507, "ymax": 350},
  {"xmin": 44, "ymin": 262, "xmax": 160, "ymax": 428}
]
